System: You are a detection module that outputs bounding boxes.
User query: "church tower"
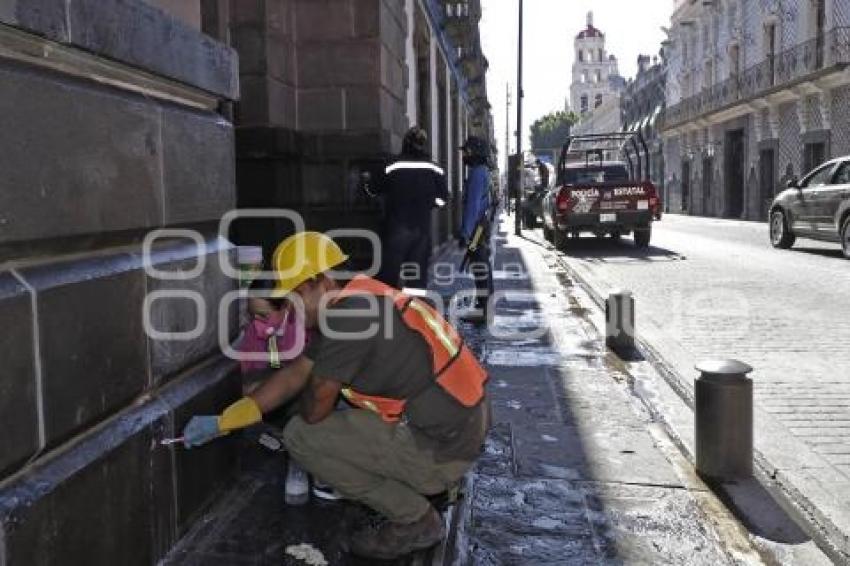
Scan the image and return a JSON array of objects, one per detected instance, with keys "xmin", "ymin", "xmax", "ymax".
[{"xmin": 570, "ymin": 12, "xmax": 622, "ymax": 115}]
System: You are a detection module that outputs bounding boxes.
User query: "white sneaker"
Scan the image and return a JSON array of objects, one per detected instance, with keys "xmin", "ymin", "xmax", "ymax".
[{"xmin": 311, "ymin": 478, "xmax": 344, "ymax": 501}]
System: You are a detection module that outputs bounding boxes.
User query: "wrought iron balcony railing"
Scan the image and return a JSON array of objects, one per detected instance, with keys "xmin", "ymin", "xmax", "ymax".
[{"xmin": 663, "ymin": 27, "xmax": 850, "ymax": 130}]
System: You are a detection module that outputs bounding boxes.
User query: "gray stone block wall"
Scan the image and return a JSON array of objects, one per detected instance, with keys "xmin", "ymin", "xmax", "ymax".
[
  {"xmin": 0, "ymin": 274, "xmax": 37, "ymax": 477},
  {"xmin": 0, "ymin": 0, "xmax": 238, "ymax": 98},
  {"xmin": 21, "ymin": 253, "xmax": 150, "ymax": 448},
  {"xmin": 230, "ymin": 0, "xmax": 409, "ymax": 261},
  {"xmin": 0, "ymin": 63, "xmax": 163, "ymax": 246},
  {"xmin": 0, "ymin": 2, "xmax": 241, "ymax": 563},
  {"xmin": 0, "ymin": 358, "xmax": 240, "ymax": 566},
  {"xmin": 232, "ymin": 0, "xmax": 295, "ymax": 129}
]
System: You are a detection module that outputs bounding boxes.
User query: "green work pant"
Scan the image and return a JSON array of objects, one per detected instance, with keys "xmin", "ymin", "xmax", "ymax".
[{"xmin": 282, "ymin": 410, "xmax": 472, "ymax": 523}]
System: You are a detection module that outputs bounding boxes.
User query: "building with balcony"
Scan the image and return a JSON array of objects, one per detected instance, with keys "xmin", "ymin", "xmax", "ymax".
[
  {"xmin": 622, "ymin": 54, "xmax": 668, "ymax": 202},
  {"xmin": 661, "ymin": 0, "xmax": 850, "ymax": 219},
  {"xmin": 570, "ymin": 12, "xmax": 624, "ymax": 116}
]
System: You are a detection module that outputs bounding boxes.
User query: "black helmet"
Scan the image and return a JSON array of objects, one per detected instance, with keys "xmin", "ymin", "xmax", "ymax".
[
  {"xmin": 402, "ymin": 126, "xmax": 429, "ymax": 157},
  {"xmin": 461, "ymin": 136, "xmax": 490, "ymax": 165}
]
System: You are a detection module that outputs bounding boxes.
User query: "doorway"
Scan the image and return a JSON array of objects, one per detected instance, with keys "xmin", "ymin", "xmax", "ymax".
[
  {"xmin": 724, "ymin": 129, "xmax": 745, "ymax": 218},
  {"xmin": 682, "ymin": 160, "xmax": 691, "ymax": 213},
  {"xmin": 759, "ymin": 148, "xmax": 775, "ymax": 220},
  {"xmin": 702, "ymin": 156, "xmax": 713, "ymax": 216},
  {"xmin": 803, "ymin": 142, "xmax": 826, "ymax": 174}
]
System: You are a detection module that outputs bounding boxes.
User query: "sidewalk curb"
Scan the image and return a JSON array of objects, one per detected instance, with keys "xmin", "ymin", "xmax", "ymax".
[
  {"xmin": 440, "ymin": 474, "xmax": 474, "ymax": 566},
  {"xmin": 557, "ymin": 252, "xmax": 850, "ymax": 565}
]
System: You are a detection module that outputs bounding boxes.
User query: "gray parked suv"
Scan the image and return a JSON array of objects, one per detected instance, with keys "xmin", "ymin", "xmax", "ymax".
[{"xmin": 769, "ymin": 156, "xmax": 850, "ymax": 258}]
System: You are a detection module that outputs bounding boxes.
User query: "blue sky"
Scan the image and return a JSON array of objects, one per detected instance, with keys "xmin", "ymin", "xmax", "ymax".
[{"xmin": 480, "ymin": 0, "xmax": 673, "ymax": 170}]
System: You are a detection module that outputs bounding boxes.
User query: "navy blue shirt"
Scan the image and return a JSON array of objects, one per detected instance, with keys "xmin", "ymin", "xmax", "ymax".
[
  {"xmin": 461, "ymin": 165, "xmax": 490, "ymax": 240},
  {"xmin": 377, "ymin": 155, "xmax": 449, "ymax": 232}
]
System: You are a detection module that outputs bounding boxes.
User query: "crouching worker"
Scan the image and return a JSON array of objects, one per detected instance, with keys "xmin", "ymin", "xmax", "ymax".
[{"xmin": 182, "ymin": 232, "xmax": 491, "ymax": 559}]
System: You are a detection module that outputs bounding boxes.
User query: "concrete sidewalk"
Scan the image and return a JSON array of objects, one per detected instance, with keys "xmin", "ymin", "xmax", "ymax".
[
  {"xmin": 437, "ymin": 217, "xmax": 771, "ymax": 565},
  {"xmin": 161, "ymin": 215, "xmax": 785, "ymax": 566},
  {"xmin": 549, "ymin": 215, "xmax": 850, "ymax": 564}
]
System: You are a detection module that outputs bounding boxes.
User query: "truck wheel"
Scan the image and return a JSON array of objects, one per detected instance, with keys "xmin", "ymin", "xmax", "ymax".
[
  {"xmin": 634, "ymin": 226, "xmax": 651, "ymax": 248},
  {"xmin": 553, "ymin": 228, "xmax": 569, "ymax": 251}
]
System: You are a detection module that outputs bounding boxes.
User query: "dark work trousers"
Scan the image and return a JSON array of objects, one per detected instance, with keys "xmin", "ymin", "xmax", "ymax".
[
  {"xmin": 468, "ymin": 221, "xmax": 493, "ymax": 308},
  {"xmin": 378, "ymin": 224, "xmax": 432, "ymax": 290}
]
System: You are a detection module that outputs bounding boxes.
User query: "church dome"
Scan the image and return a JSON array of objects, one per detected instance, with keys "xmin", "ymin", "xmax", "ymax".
[{"xmin": 576, "ymin": 11, "xmax": 603, "ymax": 39}]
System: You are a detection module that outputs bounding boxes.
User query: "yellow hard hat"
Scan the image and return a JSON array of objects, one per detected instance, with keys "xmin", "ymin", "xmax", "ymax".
[{"xmin": 271, "ymin": 231, "xmax": 349, "ymax": 297}]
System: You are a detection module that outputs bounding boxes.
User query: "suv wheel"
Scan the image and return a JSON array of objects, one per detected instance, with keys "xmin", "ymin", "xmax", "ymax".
[
  {"xmin": 842, "ymin": 216, "xmax": 850, "ymax": 259},
  {"xmin": 634, "ymin": 226, "xmax": 651, "ymax": 248},
  {"xmin": 770, "ymin": 210, "xmax": 796, "ymax": 249},
  {"xmin": 542, "ymin": 223, "xmax": 553, "ymax": 242}
]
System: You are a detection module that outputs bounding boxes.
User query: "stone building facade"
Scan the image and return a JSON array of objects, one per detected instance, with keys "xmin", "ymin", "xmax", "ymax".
[
  {"xmin": 662, "ymin": 0, "xmax": 850, "ymax": 219},
  {"xmin": 570, "ymin": 11, "xmax": 623, "ymax": 116},
  {"xmin": 0, "ymin": 1, "xmax": 491, "ymax": 564},
  {"xmin": 0, "ymin": 1, "xmax": 241, "ymax": 564},
  {"xmin": 230, "ymin": 0, "xmax": 493, "ymax": 262},
  {"xmin": 622, "ymin": 54, "xmax": 668, "ymax": 199}
]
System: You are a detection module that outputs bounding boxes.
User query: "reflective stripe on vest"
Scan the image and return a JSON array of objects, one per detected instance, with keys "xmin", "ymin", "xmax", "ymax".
[
  {"xmin": 268, "ymin": 335, "xmax": 281, "ymax": 369},
  {"xmin": 340, "ymin": 387, "xmax": 405, "ymax": 423},
  {"xmin": 333, "ymin": 275, "xmax": 487, "ymax": 421},
  {"xmin": 405, "ymin": 299, "xmax": 458, "ymax": 359},
  {"xmin": 385, "ymin": 161, "xmax": 445, "ymax": 176}
]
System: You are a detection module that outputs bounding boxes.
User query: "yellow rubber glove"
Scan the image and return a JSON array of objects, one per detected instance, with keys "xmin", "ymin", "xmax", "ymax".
[{"xmin": 217, "ymin": 397, "xmax": 263, "ymax": 432}]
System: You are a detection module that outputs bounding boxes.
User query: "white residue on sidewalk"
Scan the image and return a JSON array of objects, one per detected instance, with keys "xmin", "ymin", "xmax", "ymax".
[{"xmin": 285, "ymin": 543, "xmax": 328, "ymax": 566}]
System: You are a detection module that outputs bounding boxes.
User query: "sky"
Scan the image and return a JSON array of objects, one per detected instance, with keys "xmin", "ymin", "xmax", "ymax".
[{"xmin": 480, "ymin": 1, "xmax": 673, "ymax": 171}]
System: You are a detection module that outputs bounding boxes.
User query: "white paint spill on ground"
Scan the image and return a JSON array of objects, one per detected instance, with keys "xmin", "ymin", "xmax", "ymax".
[
  {"xmin": 538, "ymin": 464, "xmax": 581, "ymax": 481},
  {"xmin": 506, "ymin": 400, "xmax": 522, "ymax": 410},
  {"xmin": 512, "ymin": 492, "xmax": 526, "ymax": 507},
  {"xmin": 285, "ymin": 543, "xmax": 328, "ymax": 566},
  {"xmin": 486, "ymin": 349, "xmax": 562, "ymax": 367},
  {"xmin": 541, "ymin": 435, "xmax": 558, "ymax": 442},
  {"xmin": 532, "ymin": 517, "xmax": 563, "ymax": 530}
]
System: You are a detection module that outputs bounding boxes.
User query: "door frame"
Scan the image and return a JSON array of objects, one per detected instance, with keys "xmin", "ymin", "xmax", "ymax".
[{"xmin": 724, "ymin": 129, "xmax": 746, "ymax": 218}]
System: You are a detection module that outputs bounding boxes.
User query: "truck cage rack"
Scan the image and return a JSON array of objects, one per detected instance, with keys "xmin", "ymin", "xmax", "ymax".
[{"xmin": 556, "ymin": 131, "xmax": 652, "ymax": 185}]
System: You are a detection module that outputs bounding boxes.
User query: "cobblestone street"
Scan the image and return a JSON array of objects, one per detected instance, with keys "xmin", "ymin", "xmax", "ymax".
[
  {"xmin": 541, "ymin": 214, "xmax": 850, "ymax": 558},
  {"xmin": 551, "ymin": 215, "xmax": 850, "ymax": 476}
]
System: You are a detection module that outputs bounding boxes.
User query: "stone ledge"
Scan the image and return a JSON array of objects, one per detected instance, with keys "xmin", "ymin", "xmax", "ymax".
[
  {"xmin": 146, "ymin": 236, "xmax": 238, "ymax": 387},
  {"xmin": 0, "ymin": 0, "xmax": 238, "ymax": 99},
  {"xmin": 0, "ymin": 356, "xmax": 240, "ymax": 565},
  {"xmin": 0, "ymin": 272, "xmax": 37, "ymax": 478}
]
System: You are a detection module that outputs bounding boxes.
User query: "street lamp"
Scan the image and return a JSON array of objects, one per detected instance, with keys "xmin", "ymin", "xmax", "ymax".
[{"xmin": 515, "ymin": 0, "xmax": 524, "ymax": 236}]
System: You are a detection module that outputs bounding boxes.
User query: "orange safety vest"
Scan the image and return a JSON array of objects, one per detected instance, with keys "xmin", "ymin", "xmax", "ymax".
[{"xmin": 332, "ymin": 275, "xmax": 488, "ymax": 423}]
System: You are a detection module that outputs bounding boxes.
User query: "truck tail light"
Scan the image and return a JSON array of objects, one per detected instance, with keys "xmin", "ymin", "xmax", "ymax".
[
  {"xmin": 643, "ymin": 182, "xmax": 662, "ymax": 219},
  {"xmin": 556, "ymin": 188, "xmax": 571, "ymax": 212}
]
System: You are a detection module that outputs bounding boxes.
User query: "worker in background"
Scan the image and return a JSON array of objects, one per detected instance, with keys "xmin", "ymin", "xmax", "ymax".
[
  {"xmin": 363, "ymin": 126, "xmax": 449, "ymax": 289},
  {"xmin": 536, "ymin": 158, "xmax": 550, "ymax": 190},
  {"xmin": 458, "ymin": 136, "xmax": 494, "ymax": 322},
  {"xmin": 181, "ymin": 232, "xmax": 490, "ymax": 560}
]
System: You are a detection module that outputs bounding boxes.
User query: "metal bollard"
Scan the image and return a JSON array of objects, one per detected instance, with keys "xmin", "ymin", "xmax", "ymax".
[
  {"xmin": 606, "ymin": 290, "xmax": 636, "ymax": 357},
  {"xmin": 695, "ymin": 359, "xmax": 754, "ymax": 481}
]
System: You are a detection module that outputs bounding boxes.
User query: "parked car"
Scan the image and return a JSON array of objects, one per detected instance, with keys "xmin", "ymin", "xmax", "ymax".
[
  {"xmin": 542, "ymin": 133, "xmax": 661, "ymax": 250},
  {"xmin": 769, "ymin": 156, "xmax": 850, "ymax": 258}
]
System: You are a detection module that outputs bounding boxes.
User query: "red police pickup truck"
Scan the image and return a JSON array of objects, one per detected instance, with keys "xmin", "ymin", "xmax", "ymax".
[{"xmin": 541, "ymin": 133, "xmax": 662, "ymax": 250}]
